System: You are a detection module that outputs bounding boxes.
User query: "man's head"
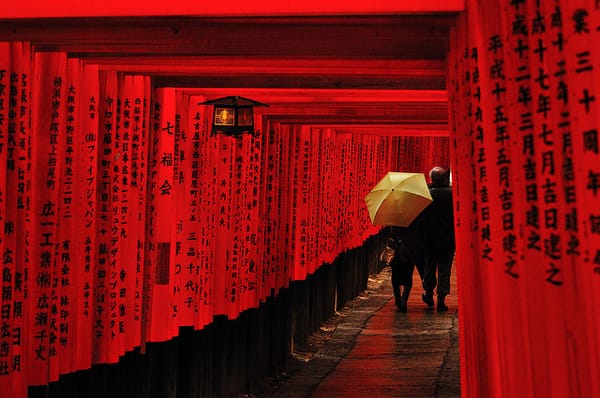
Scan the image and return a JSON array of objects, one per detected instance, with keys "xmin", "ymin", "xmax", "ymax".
[{"xmin": 429, "ymin": 166, "xmax": 449, "ymax": 187}]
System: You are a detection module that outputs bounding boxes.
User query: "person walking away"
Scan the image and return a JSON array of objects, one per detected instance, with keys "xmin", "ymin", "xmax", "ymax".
[
  {"xmin": 387, "ymin": 219, "xmax": 426, "ymax": 312},
  {"xmin": 420, "ymin": 167, "xmax": 456, "ymax": 312}
]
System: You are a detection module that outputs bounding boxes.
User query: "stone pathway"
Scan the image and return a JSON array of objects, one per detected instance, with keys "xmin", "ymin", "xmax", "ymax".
[{"xmin": 246, "ymin": 267, "xmax": 460, "ymax": 398}]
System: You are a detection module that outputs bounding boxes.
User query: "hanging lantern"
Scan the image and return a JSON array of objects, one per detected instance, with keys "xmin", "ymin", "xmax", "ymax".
[{"xmin": 199, "ymin": 96, "xmax": 269, "ymax": 137}]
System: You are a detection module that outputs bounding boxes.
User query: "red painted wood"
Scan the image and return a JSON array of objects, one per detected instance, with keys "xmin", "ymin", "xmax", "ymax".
[{"xmin": 0, "ymin": 0, "xmax": 465, "ymax": 19}]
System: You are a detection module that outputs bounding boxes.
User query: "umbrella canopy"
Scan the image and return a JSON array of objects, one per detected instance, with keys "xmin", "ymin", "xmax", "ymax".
[{"xmin": 364, "ymin": 172, "xmax": 433, "ymax": 227}]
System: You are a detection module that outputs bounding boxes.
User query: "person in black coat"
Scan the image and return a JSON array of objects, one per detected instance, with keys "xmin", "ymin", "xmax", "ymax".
[
  {"xmin": 386, "ymin": 215, "xmax": 427, "ymax": 313},
  {"xmin": 419, "ymin": 166, "xmax": 456, "ymax": 312}
]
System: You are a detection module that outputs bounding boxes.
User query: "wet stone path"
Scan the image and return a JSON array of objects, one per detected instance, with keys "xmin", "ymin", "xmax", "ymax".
[{"xmin": 247, "ymin": 267, "xmax": 460, "ymax": 398}]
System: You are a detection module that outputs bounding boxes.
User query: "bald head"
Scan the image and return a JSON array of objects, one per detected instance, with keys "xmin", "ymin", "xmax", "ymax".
[{"xmin": 429, "ymin": 167, "xmax": 449, "ymax": 187}]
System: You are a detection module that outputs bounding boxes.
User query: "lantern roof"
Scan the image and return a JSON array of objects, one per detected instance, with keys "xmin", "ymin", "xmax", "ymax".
[{"xmin": 198, "ymin": 96, "xmax": 269, "ymax": 107}]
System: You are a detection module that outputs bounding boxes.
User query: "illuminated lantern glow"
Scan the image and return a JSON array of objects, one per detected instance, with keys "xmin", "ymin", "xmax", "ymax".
[{"xmin": 200, "ymin": 95, "xmax": 269, "ymax": 137}]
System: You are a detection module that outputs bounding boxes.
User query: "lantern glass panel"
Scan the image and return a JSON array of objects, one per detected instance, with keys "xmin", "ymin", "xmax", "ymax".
[
  {"xmin": 237, "ymin": 107, "xmax": 253, "ymax": 126},
  {"xmin": 214, "ymin": 107, "xmax": 235, "ymax": 126}
]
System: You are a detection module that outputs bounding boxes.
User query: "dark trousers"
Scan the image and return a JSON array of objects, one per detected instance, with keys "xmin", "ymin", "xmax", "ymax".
[
  {"xmin": 422, "ymin": 249, "xmax": 454, "ymax": 297},
  {"xmin": 391, "ymin": 254, "xmax": 423, "ymax": 299}
]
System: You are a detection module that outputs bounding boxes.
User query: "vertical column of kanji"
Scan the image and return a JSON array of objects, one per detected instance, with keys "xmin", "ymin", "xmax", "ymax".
[
  {"xmin": 363, "ymin": 134, "xmax": 380, "ymax": 240},
  {"xmin": 0, "ymin": 41, "xmax": 17, "ymax": 398},
  {"xmin": 246, "ymin": 119, "xmax": 262, "ymax": 309},
  {"xmin": 350, "ymin": 134, "xmax": 360, "ymax": 248},
  {"xmin": 333, "ymin": 132, "xmax": 345, "ymax": 251},
  {"xmin": 317, "ymin": 128, "xmax": 330, "ymax": 264},
  {"xmin": 50, "ymin": 57, "xmax": 81, "ymax": 379},
  {"xmin": 328, "ymin": 129, "xmax": 340, "ymax": 256},
  {"xmin": 421, "ymin": 137, "xmax": 429, "ymax": 174},
  {"xmin": 380, "ymin": 135, "xmax": 390, "ymax": 175},
  {"xmin": 578, "ymin": 3, "xmax": 600, "ymax": 393},
  {"xmin": 387, "ymin": 135, "xmax": 396, "ymax": 171},
  {"xmin": 272, "ymin": 122, "xmax": 286, "ymax": 291},
  {"xmin": 27, "ymin": 50, "xmax": 66, "ymax": 387},
  {"xmin": 94, "ymin": 71, "xmax": 116, "ymax": 363},
  {"xmin": 483, "ymin": 2, "xmax": 531, "ymax": 394},
  {"xmin": 475, "ymin": 2, "xmax": 511, "ymax": 394},
  {"xmin": 320, "ymin": 128, "xmax": 331, "ymax": 265},
  {"xmin": 260, "ymin": 120, "xmax": 279, "ymax": 297},
  {"xmin": 321, "ymin": 128, "xmax": 338, "ymax": 263},
  {"xmin": 448, "ymin": 16, "xmax": 482, "ymax": 398},
  {"xmin": 212, "ymin": 127, "xmax": 234, "ymax": 316},
  {"xmin": 459, "ymin": 5, "xmax": 502, "ymax": 396},
  {"xmin": 130, "ymin": 75, "xmax": 150, "ymax": 346},
  {"xmin": 336, "ymin": 133, "xmax": 351, "ymax": 251},
  {"xmin": 357, "ymin": 133, "xmax": 367, "ymax": 242},
  {"xmin": 400, "ymin": 137, "xmax": 412, "ymax": 171},
  {"xmin": 587, "ymin": 4, "xmax": 600, "ymax": 363},
  {"xmin": 426, "ymin": 138, "xmax": 436, "ymax": 171},
  {"xmin": 500, "ymin": 9, "xmax": 539, "ymax": 394},
  {"xmin": 279, "ymin": 123, "xmax": 294, "ymax": 286},
  {"xmin": 396, "ymin": 136, "xmax": 404, "ymax": 170},
  {"xmin": 189, "ymin": 97, "xmax": 214, "ymax": 330},
  {"xmin": 225, "ymin": 136, "xmax": 244, "ymax": 318},
  {"xmin": 368, "ymin": 135, "xmax": 380, "ymax": 234},
  {"xmin": 554, "ymin": 1, "xmax": 596, "ymax": 393},
  {"xmin": 203, "ymin": 101, "xmax": 219, "ymax": 325},
  {"xmin": 332, "ymin": 133, "xmax": 344, "ymax": 249},
  {"xmin": 14, "ymin": 42, "xmax": 32, "ymax": 398},
  {"xmin": 172, "ymin": 91, "xmax": 194, "ymax": 328},
  {"xmin": 587, "ymin": 5, "xmax": 600, "ymax": 394},
  {"xmin": 273, "ymin": 122, "xmax": 287, "ymax": 291},
  {"xmin": 368, "ymin": 135, "xmax": 383, "ymax": 237},
  {"xmin": 291, "ymin": 125, "xmax": 309, "ymax": 281},
  {"xmin": 318, "ymin": 128, "xmax": 330, "ymax": 264},
  {"xmin": 563, "ymin": 2, "xmax": 600, "ymax": 395},
  {"xmin": 340, "ymin": 130, "xmax": 352, "ymax": 249},
  {"xmin": 315, "ymin": 127, "xmax": 326, "ymax": 263},
  {"xmin": 410, "ymin": 137, "xmax": 421, "ymax": 171},
  {"xmin": 435, "ymin": 137, "xmax": 450, "ymax": 171},
  {"xmin": 117, "ymin": 75, "xmax": 139, "ymax": 352},
  {"xmin": 428, "ymin": 137, "xmax": 440, "ymax": 171},
  {"xmin": 343, "ymin": 133, "xmax": 353, "ymax": 249},
  {"xmin": 356, "ymin": 134, "xmax": 366, "ymax": 244},
  {"xmin": 401, "ymin": 136, "xmax": 412, "ymax": 170},
  {"xmin": 409, "ymin": 137, "xmax": 419, "ymax": 171},
  {"xmin": 284, "ymin": 124, "xmax": 298, "ymax": 281},
  {"xmin": 353, "ymin": 134, "xmax": 364, "ymax": 244},
  {"xmin": 413, "ymin": 137, "xmax": 423, "ymax": 172},
  {"xmin": 359, "ymin": 135, "xmax": 375, "ymax": 242},
  {"xmin": 255, "ymin": 124, "xmax": 267, "ymax": 305},
  {"xmin": 353, "ymin": 134, "xmax": 364, "ymax": 243},
  {"xmin": 419, "ymin": 137, "xmax": 428, "ymax": 172},
  {"xmin": 520, "ymin": 1, "xmax": 572, "ymax": 395},
  {"xmin": 0, "ymin": 41, "xmax": 31, "ymax": 398},
  {"xmin": 141, "ymin": 86, "xmax": 158, "ymax": 347},
  {"xmin": 239, "ymin": 134, "xmax": 252, "ymax": 313},
  {"xmin": 103, "ymin": 73, "xmax": 124, "ymax": 361},
  {"xmin": 386, "ymin": 135, "xmax": 395, "ymax": 170},
  {"xmin": 170, "ymin": 92, "xmax": 183, "ymax": 335},
  {"xmin": 307, "ymin": 126, "xmax": 319, "ymax": 273},
  {"xmin": 343, "ymin": 133, "xmax": 353, "ymax": 247},
  {"xmin": 237, "ymin": 131, "xmax": 258, "ymax": 312},
  {"xmin": 147, "ymin": 88, "xmax": 176, "ymax": 342},
  {"xmin": 316, "ymin": 127, "xmax": 327, "ymax": 268},
  {"xmin": 73, "ymin": 62, "xmax": 98, "ymax": 372},
  {"xmin": 257, "ymin": 120, "xmax": 271, "ymax": 301},
  {"xmin": 226, "ymin": 135, "xmax": 240, "ymax": 318}
]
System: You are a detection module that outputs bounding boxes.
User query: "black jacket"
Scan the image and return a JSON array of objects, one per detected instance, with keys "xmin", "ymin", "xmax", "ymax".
[{"xmin": 421, "ymin": 185, "xmax": 455, "ymax": 253}]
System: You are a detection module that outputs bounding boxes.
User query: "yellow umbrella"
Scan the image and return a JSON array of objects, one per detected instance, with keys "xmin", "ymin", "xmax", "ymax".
[{"xmin": 364, "ymin": 172, "xmax": 433, "ymax": 227}]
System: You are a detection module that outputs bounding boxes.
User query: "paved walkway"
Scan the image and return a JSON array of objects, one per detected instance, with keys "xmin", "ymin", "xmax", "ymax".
[{"xmin": 248, "ymin": 266, "xmax": 460, "ymax": 397}]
